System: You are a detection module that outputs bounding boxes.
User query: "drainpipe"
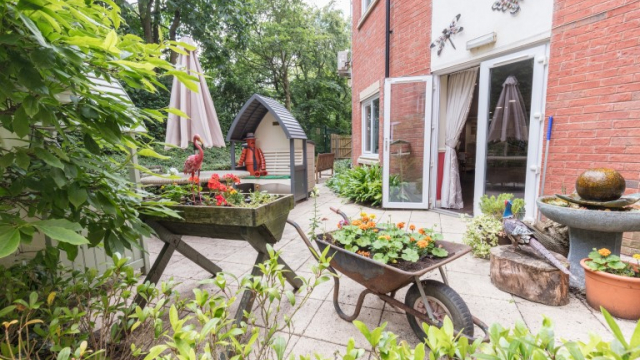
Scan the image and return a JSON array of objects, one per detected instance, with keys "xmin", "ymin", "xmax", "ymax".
[{"xmin": 385, "ymin": 0, "xmax": 390, "ymax": 77}]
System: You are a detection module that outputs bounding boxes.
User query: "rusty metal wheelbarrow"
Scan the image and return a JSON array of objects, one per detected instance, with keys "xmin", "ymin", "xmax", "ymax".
[{"xmin": 287, "ymin": 208, "xmax": 489, "ymax": 342}]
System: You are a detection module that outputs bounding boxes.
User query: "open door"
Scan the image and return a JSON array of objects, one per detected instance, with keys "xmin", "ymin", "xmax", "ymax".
[
  {"xmin": 383, "ymin": 76, "xmax": 433, "ymax": 209},
  {"xmin": 474, "ymin": 44, "xmax": 548, "ymax": 218}
]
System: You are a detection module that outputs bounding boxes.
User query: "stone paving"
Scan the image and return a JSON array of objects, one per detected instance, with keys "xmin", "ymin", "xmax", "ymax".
[{"xmin": 147, "ymin": 183, "xmax": 638, "ymax": 358}]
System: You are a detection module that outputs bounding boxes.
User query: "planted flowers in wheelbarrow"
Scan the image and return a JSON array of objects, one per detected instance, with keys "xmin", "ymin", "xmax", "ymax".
[{"xmin": 331, "ymin": 212, "xmax": 448, "ymax": 267}]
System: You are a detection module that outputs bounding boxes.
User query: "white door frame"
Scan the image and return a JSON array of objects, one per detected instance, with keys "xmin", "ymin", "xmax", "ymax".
[
  {"xmin": 383, "ymin": 76, "xmax": 433, "ymax": 209},
  {"xmin": 473, "ymin": 44, "xmax": 549, "ymax": 218}
]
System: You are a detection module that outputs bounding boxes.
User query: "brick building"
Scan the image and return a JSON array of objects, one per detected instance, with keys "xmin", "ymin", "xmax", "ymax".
[{"xmin": 349, "ymin": 0, "xmax": 640, "ymax": 253}]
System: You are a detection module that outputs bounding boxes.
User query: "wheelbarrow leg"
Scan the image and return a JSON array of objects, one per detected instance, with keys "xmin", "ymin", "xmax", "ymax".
[
  {"xmin": 438, "ymin": 266, "xmax": 449, "ymax": 286},
  {"xmin": 331, "ymin": 275, "xmax": 373, "ymax": 322}
]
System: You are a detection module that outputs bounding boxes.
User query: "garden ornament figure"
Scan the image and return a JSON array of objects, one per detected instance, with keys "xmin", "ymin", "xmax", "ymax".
[
  {"xmin": 503, "ymin": 200, "xmax": 576, "ymax": 280},
  {"xmin": 183, "ymin": 134, "xmax": 204, "ymax": 203},
  {"xmin": 237, "ymin": 133, "xmax": 268, "ymax": 177}
]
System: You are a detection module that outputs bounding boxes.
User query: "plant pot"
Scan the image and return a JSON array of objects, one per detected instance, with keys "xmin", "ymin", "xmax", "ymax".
[{"xmin": 580, "ymin": 258, "xmax": 640, "ymax": 320}]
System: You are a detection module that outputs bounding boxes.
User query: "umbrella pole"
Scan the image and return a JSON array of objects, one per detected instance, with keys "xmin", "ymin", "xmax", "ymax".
[{"xmin": 537, "ymin": 116, "xmax": 553, "ymax": 220}]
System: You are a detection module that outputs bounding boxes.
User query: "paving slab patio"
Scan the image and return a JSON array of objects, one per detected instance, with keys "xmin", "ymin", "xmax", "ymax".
[{"xmin": 146, "ymin": 183, "xmax": 638, "ymax": 356}]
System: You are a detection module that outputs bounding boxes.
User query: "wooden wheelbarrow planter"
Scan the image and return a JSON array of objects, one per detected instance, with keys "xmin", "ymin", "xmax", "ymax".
[{"xmin": 139, "ymin": 194, "xmax": 302, "ymax": 324}]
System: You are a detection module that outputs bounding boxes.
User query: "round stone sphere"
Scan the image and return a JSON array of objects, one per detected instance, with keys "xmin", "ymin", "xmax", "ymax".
[{"xmin": 575, "ymin": 168, "xmax": 626, "ymax": 201}]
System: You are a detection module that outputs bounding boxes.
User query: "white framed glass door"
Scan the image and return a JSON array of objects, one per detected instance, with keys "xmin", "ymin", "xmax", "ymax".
[
  {"xmin": 383, "ymin": 76, "xmax": 433, "ymax": 209},
  {"xmin": 474, "ymin": 44, "xmax": 549, "ymax": 218}
]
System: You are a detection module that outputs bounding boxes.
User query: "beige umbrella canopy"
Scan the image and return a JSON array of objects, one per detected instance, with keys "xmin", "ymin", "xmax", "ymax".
[
  {"xmin": 165, "ymin": 37, "xmax": 225, "ymax": 149},
  {"xmin": 487, "ymin": 75, "xmax": 528, "ymax": 142}
]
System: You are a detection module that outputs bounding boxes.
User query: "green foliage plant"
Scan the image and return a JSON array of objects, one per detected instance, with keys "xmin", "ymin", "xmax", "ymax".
[
  {"xmin": 479, "ymin": 193, "xmax": 525, "ymax": 220},
  {"xmin": 326, "ymin": 164, "xmax": 383, "ymax": 206},
  {"xmin": 352, "ymin": 308, "xmax": 640, "ymax": 360},
  {"xmin": 143, "ymin": 245, "xmax": 335, "ymax": 360},
  {"xmin": 462, "ymin": 214, "xmax": 504, "ymax": 259},
  {"xmin": 587, "ymin": 248, "xmax": 640, "ymax": 278},
  {"xmin": 0, "ymin": 0, "xmax": 198, "ymax": 259},
  {"xmin": 329, "ymin": 212, "xmax": 447, "ymax": 265},
  {"xmin": 0, "ymin": 249, "xmax": 174, "ymax": 359}
]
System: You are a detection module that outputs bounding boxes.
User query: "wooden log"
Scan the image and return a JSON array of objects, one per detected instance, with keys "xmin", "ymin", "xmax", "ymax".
[{"xmin": 490, "ymin": 245, "xmax": 569, "ymax": 306}]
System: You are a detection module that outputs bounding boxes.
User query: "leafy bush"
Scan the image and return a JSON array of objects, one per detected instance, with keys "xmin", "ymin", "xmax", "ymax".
[
  {"xmin": 0, "ymin": 249, "xmax": 174, "ymax": 360},
  {"xmin": 326, "ymin": 164, "xmax": 383, "ymax": 206},
  {"xmin": 333, "ymin": 159, "xmax": 352, "ymax": 174},
  {"xmin": 462, "ymin": 214, "xmax": 505, "ymax": 259},
  {"xmin": 479, "ymin": 193, "xmax": 525, "ymax": 220},
  {"xmin": 354, "ymin": 308, "xmax": 640, "ymax": 360},
  {"xmin": 0, "ymin": 0, "xmax": 193, "ymax": 258}
]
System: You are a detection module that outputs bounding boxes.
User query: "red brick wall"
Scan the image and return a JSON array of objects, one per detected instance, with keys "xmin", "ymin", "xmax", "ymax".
[
  {"xmin": 545, "ymin": 0, "xmax": 640, "ymax": 254},
  {"xmin": 351, "ymin": 0, "xmax": 432, "ymax": 164}
]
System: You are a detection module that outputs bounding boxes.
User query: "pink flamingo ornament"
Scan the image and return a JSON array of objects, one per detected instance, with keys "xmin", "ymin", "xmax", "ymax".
[{"xmin": 183, "ymin": 134, "xmax": 204, "ymax": 203}]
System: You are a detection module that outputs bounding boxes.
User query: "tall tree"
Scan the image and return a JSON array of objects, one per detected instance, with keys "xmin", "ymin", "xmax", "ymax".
[{"xmin": 115, "ymin": 0, "xmax": 253, "ymax": 63}]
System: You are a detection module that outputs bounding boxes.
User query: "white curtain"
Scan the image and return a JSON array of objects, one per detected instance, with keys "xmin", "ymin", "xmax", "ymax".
[{"xmin": 441, "ymin": 68, "xmax": 478, "ymax": 209}]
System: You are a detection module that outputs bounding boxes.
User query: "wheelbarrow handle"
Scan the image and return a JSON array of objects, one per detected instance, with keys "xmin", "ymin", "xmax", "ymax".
[{"xmin": 330, "ymin": 207, "xmax": 349, "ymax": 222}]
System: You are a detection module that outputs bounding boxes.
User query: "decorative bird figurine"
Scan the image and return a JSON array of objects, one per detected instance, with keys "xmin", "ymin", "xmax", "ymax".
[
  {"xmin": 502, "ymin": 200, "xmax": 576, "ymax": 281},
  {"xmin": 183, "ymin": 134, "xmax": 204, "ymax": 203}
]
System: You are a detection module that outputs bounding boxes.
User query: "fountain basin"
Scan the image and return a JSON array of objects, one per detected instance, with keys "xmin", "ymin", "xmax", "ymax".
[{"xmin": 537, "ymin": 196, "xmax": 640, "ymax": 288}]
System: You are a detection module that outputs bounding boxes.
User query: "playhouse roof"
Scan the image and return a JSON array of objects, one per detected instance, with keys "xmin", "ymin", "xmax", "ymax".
[{"xmin": 226, "ymin": 94, "xmax": 307, "ymax": 141}]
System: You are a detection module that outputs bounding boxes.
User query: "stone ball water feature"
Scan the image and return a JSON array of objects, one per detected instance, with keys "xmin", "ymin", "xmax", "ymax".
[{"xmin": 537, "ymin": 168, "xmax": 640, "ymax": 288}]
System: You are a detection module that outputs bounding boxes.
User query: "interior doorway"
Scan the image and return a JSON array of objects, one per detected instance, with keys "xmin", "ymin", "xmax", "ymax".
[{"xmin": 448, "ymin": 82, "xmax": 479, "ymax": 216}]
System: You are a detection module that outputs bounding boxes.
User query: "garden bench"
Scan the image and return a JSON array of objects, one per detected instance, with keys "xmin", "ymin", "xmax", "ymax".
[{"xmin": 315, "ymin": 153, "xmax": 335, "ymax": 181}]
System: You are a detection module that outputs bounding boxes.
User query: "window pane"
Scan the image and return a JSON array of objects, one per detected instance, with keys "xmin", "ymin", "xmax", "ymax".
[
  {"xmin": 363, "ymin": 103, "xmax": 372, "ymax": 152},
  {"xmin": 371, "ymin": 98, "xmax": 379, "ymax": 154}
]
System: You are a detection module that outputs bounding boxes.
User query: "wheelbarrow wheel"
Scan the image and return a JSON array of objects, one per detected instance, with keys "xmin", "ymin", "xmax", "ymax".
[{"xmin": 404, "ymin": 280, "xmax": 474, "ymax": 340}]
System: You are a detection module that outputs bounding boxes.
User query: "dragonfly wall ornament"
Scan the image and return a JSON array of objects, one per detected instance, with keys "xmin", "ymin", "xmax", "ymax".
[
  {"xmin": 430, "ymin": 14, "xmax": 463, "ymax": 56},
  {"xmin": 492, "ymin": 0, "xmax": 522, "ymax": 14}
]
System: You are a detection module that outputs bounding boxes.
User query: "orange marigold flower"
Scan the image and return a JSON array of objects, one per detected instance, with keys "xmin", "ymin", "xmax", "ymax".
[
  {"xmin": 379, "ymin": 235, "xmax": 391, "ymax": 241},
  {"xmin": 362, "ymin": 216, "xmax": 370, "ymax": 222},
  {"xmin": 424, "ymin": 236, "xmax": 432, "ymax": 242},
  {"xmin": 352, "ymin": 220, "xmax": 362, "ymax": 226},
  {"xmin": 416, "ymin": 240, "xmax": 429, "ymax": 249},
  {"xmin": 337, "ymin": 222, "xmax": 343, "ymax": 229},
  {"xmin": 188, "ymin": 176, "xmax": 200, "ymax": 183},
  {"xmin": 410, "ymin": 236, "xmax": 416, "ymax": 242},
  {"xmin": 357, "ymin": 250, "xmax": 371, "ymax": 257},
  {"xmin": 373, "ymin": 229, "xmax": 379, "ymax": 233},
  {"xmin": 359, "ymin": 224, "xmax": 367, "ymax": 230},
  {"xmin": 397, "ymin": 222, "xmax": 405, "ymax": 229},
  {"xmin": 598, "ymin": 248, "xmax": 612, "ymax": 257},
  {"xmin": 418, "ymin": 228, "xmax": 426, "ymax": 235},
  {"xmin": 409, "ymin": 224, "xmax": 416, "ymax": 231},
  {"xmin": 368, "ymin": 222, "xmax": 376, "ymax": 228}
]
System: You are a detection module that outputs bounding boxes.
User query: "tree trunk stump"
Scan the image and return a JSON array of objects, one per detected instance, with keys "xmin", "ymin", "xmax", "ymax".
[{"xmin": 490, "ymin": 245, "xmax": 570, "ymax": 306}]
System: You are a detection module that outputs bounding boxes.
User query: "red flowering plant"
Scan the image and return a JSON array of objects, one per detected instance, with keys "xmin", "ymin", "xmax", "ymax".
[
  {"xmin": 329, "ymin": 211, "xmax": 447, "ymax": 265},
  {"xmin": 206, "ymin": 173, "xmax": 247, "ymax": 206}
]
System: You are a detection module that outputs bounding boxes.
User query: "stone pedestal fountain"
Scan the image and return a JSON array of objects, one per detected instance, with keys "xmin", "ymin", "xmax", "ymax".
[{"xmin": 537, "ymin": 169, "xmax": 640, "ymax": 288}]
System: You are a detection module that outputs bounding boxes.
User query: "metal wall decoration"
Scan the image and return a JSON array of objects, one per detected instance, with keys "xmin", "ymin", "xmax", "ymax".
[
  {"xmin": 492, "ymin": 0, "xmax": 522, "ymax": 14},
  {"xmin": 430, "ymin": 14, "xmax": 464, "ymax": 56}
]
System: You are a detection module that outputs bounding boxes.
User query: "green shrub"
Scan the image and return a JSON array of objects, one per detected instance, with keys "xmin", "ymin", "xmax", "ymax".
[
  {"xmin": 462, "ymin": 214, "xmax": 504, "ymax": 259},
  {"xmin": 326, "ymin": 163, "xmax": 383, "ymax": 206},
  {"xmin": 333, "ymin": 159, "xmax": 352, "ymax": 174},
  {"xmin": 0, "ymin": 249, "xmax": 174, "ymax": 360},
  {"xmin": 479, "ymin": 193, "xmax": 525, "ymax": 220}
]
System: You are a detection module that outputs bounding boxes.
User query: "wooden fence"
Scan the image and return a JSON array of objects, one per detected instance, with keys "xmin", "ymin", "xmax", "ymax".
[{"xmin": 330, "ymin": 134, "xmax": 352, "ymax": 159}]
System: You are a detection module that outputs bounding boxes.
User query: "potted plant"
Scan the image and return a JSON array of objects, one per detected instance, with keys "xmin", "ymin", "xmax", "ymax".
[{"xmin": 581, "ymin": 248, "xmax": 640, "ymax": 320}]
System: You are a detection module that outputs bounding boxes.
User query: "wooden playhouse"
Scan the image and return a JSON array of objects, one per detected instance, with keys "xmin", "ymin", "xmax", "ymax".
[{"xmin": 227, "ymin": 94, "xmax": 313, "ymax": 201}]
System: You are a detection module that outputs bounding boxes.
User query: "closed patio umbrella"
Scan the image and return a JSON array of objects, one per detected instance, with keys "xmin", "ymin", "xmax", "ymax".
[
  {"xmin": 165, "ymin": 37, "xmax": 225, "ymax": 149},
  {"xmin": 487, "ymin": 75, "xmax": 528, "ymax": 143}
]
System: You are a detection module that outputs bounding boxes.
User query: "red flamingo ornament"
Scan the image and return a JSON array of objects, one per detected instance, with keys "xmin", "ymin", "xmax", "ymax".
[{"xmin": 183, "ymin": 134, "xmax": 204, "ymax": 203}]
